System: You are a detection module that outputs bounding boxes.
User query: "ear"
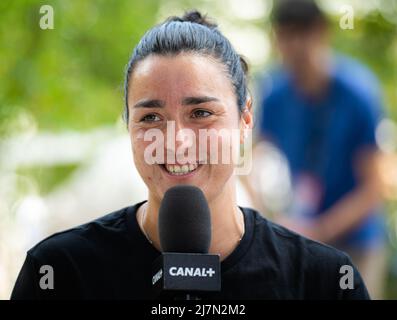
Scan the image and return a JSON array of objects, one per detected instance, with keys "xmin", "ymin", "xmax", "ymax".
[{"xmin": 240, "ymin": 96, "xmax": 253, "ymax": 144}]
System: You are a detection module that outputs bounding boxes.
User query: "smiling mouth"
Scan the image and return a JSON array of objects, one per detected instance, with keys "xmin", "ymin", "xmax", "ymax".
[{"xmin": 160, "ymin": 163, "xmax": 201, "ymax": 176}]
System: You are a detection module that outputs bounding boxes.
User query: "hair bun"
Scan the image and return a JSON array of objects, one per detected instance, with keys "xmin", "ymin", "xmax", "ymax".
[{"xmin": 181, "ymin": 10, "xmax": 217, "ymax": 28}]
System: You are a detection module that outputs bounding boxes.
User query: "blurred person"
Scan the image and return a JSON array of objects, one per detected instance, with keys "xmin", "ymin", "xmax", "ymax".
[
  {"xmin": 11, "ymin": 10, "xmax": 369, "ymax": 299},
  {"xmin": 255, "ymin": 0, "xmax": 387, "ymax": 298}
]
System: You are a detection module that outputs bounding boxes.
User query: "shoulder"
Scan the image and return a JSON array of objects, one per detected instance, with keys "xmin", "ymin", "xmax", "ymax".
[
  {"xmin": 27, "ymin": 204, "xmax": 136, "ymax": 262},
  {"xmin": 334, "ymin": 54, "xmax": 380, "ymax": 94},
  {"xmin": 241, "ymin": 207, "xmax": 370, "ymax": 299},
  {"xmin": 333, "ymin": 55, "xmax": 383, "ymax": 116},
  {"xmin": 244, "ymin": 207, "xmax": 352, "ymax": 271}
]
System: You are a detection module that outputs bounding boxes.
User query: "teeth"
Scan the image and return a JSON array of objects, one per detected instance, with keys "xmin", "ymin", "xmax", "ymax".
[{"xmin": 164, "ymin": 163, "xmax": 198, "ymax": 175}]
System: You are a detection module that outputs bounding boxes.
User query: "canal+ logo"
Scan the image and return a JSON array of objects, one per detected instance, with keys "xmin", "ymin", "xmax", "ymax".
[{"xmin": 169, "ymin": 267, "xmax": 216, "ymax": 277}]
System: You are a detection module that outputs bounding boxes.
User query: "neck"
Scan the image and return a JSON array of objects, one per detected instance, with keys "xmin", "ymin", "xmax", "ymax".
[
  {"xmin": 295, "ymin": 49, "xmax": 332, "ymax": 98},
  {"xmin": 138, "ymin": 178, "xmax": 245, "ymax": 261},
  {"xmin": 297, "ymin": 71, "xmax": 329, "ymax": 99}
]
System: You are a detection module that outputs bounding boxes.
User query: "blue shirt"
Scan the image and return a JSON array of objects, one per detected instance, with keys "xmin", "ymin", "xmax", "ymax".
[{"xmin": 258, "ymin": 55, "xmax": 386, "ymax": 249}]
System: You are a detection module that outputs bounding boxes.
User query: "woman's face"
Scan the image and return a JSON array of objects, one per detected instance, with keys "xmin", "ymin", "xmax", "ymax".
[{"xmin": 127, "ymin": 53, "xmax": 249, "ymax": 203}]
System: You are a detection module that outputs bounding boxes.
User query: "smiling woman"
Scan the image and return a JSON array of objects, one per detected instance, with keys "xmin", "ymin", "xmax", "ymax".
[
  {"xmin": 124, "ymin": 12, "xmax": 252, "ymax": 260},
  {"xmin": 11, "ymin": 10, "xmax": 370, "ymax": 300}
]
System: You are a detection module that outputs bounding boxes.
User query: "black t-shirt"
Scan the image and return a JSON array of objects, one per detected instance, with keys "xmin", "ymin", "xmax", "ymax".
[{"xmin": 11, "ymin": 201, "xmax": 369, "ymax": 299}]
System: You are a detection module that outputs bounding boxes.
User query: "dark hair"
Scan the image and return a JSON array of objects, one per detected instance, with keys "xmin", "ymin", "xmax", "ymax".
[
  {"xmin": 271, "ymin": 0, "xmax": 327, "ymax": 29},
  {"xmin": 123, "ymin": 10, "xmax": 249, "ymax": 124}
]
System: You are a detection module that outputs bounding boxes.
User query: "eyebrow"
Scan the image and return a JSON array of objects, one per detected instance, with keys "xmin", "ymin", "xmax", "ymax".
[
  {"xmin": 132, "ymin": 96, "xmax": 219, "ymax": 109},
  {"xmin": 182, "ymin": 96, "xmax": 219, "ymax": 106},
  {"xmin": 133, "ymin": 99, "xmax": 165, "ymax": 109}
]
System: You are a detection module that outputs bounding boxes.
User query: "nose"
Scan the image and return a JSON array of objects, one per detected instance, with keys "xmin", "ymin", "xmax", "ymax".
[{"xmin": 164, "ymin": 120, "xmax": 196, "ymax": 164}]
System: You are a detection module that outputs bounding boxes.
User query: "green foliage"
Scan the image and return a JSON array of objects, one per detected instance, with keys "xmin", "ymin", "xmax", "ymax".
[
  {"xmin": 0, "ymin": 0, "xmax": 161, "ymax": 135},
  {"xmin": 16, "ymin": 163, "xmax": 79, "ymax": 195},
  {"xmin": 1, "ymin": 1, "xmax": 396, "ymax": 137},
  {"xmin": 330, "ymin": 12, "xmax": 397, "ymax": 119}
]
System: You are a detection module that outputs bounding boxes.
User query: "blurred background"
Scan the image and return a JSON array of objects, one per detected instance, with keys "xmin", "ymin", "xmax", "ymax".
[{"xmin": 0, "ymin": 0, "xmax": 396, "ymax": 299}]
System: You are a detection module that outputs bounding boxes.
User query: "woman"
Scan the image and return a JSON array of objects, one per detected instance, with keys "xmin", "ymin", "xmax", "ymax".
[{"xmin": 11, "ymin": 11, "xmax": 369, "ymax": 300}]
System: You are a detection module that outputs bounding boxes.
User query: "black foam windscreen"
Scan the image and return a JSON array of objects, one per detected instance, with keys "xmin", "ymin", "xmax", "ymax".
[{"xmin": 159, "ymin": 185, "xmax": 211, "ymax": 253}]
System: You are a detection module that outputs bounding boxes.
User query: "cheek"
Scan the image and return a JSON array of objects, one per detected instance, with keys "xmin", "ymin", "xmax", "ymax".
[
  {"xmin": 130, "ymin": 138, "xmax": 160, "ymax": 186},
  {"xmin": 130, "ymin": 130, "xmax": 150, "ymax": 166},
  {"xmin": 197, "ymin": 113, "xmax": 240, "ymax": 163},
  {"xmin": 198, "ymin": 133, "xmax": 239, "ymax": 168}
]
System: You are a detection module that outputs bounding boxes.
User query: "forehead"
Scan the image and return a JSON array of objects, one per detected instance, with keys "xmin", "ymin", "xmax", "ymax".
[{"xmin": 128, "ymin": 53, "xmax": 234, "ymax": 101}]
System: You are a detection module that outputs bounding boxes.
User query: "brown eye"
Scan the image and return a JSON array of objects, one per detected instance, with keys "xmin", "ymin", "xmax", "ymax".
[
  {"xmin": 192, "ymin": 109, "xmax": 212, "ymax": 118},
  {"xmin": 140, "ymin": 114, "xmax": 161, "ymax": 122}
]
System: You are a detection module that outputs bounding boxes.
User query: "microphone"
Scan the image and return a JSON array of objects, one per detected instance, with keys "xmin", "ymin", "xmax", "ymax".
[{"xmin": 152, "ymin": 185, "xmax": 221, "ymax": 300}]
